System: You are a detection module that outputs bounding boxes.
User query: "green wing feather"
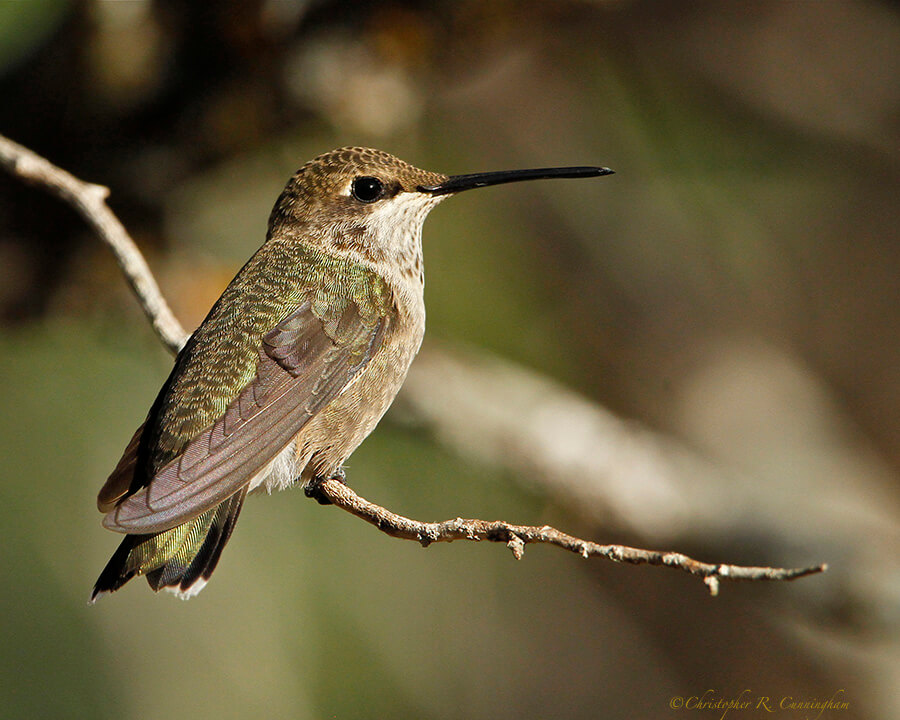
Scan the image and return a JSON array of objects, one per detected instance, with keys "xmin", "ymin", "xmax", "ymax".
[{"xmin": 140, "ymin": 240, "xmax": 393, "ymax": 483}]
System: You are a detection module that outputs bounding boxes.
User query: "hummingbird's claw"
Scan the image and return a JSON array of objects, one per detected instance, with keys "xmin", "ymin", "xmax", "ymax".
[{"xmin": 304, "ymin": 469, "xmax": 345, "ymax": 505}]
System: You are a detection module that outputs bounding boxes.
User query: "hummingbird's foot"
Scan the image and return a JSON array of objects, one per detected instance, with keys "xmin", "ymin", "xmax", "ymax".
[{"xmin": 304, "ymin": 468, "xmax": 346, "ymax": 505}]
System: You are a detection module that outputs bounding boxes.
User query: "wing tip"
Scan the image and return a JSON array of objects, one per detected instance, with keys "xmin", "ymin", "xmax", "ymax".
[{"xmin": 101, "ymin": 508, "xmax": 131, "ymax": 533}]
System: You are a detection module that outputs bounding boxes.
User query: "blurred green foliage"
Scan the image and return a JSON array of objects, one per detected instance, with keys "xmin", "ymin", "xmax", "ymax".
[{"xmin": 0, "ymin": 0, "xmax": 69, "ymax": 74}]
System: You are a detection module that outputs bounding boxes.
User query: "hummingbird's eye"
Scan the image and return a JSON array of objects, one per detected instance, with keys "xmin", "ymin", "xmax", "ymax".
[{"xmin": 351, "ymin": 176, "xmax": 384, "ymax": 203}]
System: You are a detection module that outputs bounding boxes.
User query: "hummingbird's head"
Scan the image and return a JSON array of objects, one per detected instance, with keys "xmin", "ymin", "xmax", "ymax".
[
  {"xmin": 268, "ymin": 147, "xmax": 449, "ymax": 275},
  {"xmin": 269, "ymin": 146, "xmax": 613, "ymax": 279}
]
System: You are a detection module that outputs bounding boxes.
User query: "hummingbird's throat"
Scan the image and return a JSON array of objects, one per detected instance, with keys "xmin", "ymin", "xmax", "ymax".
[{"xmin": 327, "ymin": 191, "xmax": 442, "ymax": 282}]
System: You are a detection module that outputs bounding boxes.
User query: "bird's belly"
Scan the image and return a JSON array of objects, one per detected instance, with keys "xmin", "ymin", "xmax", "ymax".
[{"xmin": 258, "ymin": 320, "xmax": 423, "ymax": 493}]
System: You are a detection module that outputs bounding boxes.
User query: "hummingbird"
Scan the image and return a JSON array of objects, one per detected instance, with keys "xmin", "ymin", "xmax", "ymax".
[{"xmin": 91, "ymin": 147, "xmax": 613, "ymax": 601}]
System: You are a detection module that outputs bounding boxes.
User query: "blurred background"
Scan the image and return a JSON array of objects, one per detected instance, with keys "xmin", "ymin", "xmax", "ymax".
[{"xmin": 1, "ymin": 1, "xmax": 898, "ymax": 718}]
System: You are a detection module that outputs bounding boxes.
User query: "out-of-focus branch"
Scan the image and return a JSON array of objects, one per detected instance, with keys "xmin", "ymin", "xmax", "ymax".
[
  {"xmin": 400, "ymin": 344, "xmax": 723, "ymax": 540},
  {"xmin": 0, "ymin": 132, "xmax": 826, "ymax": 594},
  {"xmin": 0, "ymin": 135, "xmax": 189, "ymax": 354}
]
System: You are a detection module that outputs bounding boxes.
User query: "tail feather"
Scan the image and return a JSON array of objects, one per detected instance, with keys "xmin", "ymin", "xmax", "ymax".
[
  {"xmin": 191, "ymin": 488, "xmax": 245, "ymax": 582},
  {"xmin": 90, "ymin": 488, "xmax": 247, "ymax": 602}
]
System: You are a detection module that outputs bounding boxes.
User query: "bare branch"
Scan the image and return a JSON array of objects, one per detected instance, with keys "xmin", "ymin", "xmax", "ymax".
[
  {"xmin": 0, "ymin": 132, "xmax": 827, "ymax": 595},
  {"xmin": 0, "ymin": 134, "xmax": 188, "ymax": 354},
  {"xmin": 309, "ymin": 477, "xmax": 826, "ymax": 595}
]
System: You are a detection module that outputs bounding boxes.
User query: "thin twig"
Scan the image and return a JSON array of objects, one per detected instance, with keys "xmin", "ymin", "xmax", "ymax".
[
  {"xmin": 0, "ymin": 135, "xmax": 188, "ymax": 354},
  {"xmin": 0, "ymin": 132, "xmax": 827, "ymax": 595},
  {"xmin": 310, "ymin": 478, "xmax": 826, "ymax": 596}
]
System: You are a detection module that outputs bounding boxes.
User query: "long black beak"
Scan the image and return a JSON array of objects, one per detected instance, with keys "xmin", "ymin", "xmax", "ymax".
[{"xmin": 418, "ymin": 165, "xmax": 614, "ymax": 195}]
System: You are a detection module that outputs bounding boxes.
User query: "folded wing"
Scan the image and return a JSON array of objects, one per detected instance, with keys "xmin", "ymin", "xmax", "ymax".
[{"xmin": 103, "ymin": 300, "xmax": 386, "ymax": 533}]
